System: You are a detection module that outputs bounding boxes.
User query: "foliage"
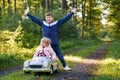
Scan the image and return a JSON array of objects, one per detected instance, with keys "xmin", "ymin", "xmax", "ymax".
[
  {"xmin": 103, "ymin": 0, "xmax": 120, "ymax": 40},
  {"xmin": 0, "ymin": 0, "xmax": 80, "ymax": 48},
  {"xmin": 0, "ymin": 53, "xmax": 23, "ymax": 70},
  {"xmin": 84, "ymin": 0, "xmax": 103, "ymax": 39},
  {"xmin": 21, "ymin": 19, "xmax": 42, "ymax": 48},
  {"xmin": 1, "ymin": 0, "xmax": 120, "ymax": 42}
]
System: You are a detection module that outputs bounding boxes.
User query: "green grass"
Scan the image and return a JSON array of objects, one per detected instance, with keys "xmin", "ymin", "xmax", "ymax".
[
  {"xmin": 60, "ymin": 39, "xmax": 97, "ymax": 53},
  {"xmin": 90, "ymin": 41, "xmax": 120, "ymax": 80},
  {"xmin": 0, "ymin": 71, "xmax": 52, "ymax": 80},
  {"xmin": 0, "ymin": 40, "xmax": 105, "ymax": 80},
  {"xmin": 0, "ymin": 53, "xmax": 23, "ymax": 71}
]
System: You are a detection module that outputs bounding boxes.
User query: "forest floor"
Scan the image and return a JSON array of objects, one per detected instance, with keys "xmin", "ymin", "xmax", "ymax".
[{"xmin": 0, "ymin": 44, "xmax": 109, "ymax": 80}]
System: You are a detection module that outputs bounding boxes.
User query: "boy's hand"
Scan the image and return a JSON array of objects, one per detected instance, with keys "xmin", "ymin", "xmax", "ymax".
[
  {"xmin": 71, "ymin": 8, "xmax": 77, "ymax": 13},
  {"xmin": 24, "ymin": 7, "xmax": 29, "ymax": 15}
]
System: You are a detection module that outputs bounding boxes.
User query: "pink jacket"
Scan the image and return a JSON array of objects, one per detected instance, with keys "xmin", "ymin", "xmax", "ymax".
[{"xmin": 33, "ymin": 45, "xmax": 56, "ymax": 61}]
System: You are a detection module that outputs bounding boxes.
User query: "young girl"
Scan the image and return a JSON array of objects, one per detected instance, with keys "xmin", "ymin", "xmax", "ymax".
[{"xmin": 33, "ymin": 37, "xmax": 56, "ymax": 61}]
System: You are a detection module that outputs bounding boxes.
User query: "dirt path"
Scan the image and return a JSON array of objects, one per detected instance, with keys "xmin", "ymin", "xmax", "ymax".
[
  {"xmin": 0, "ymin": 44, "xmax": 109, "ymax": 80},
  {"xmin": 0, "ymin": 65, "xmax": 22, "ymax": 77},
  {"xmin": 52, "ymin": 44, "xmax": 109, "ymax": 80}
]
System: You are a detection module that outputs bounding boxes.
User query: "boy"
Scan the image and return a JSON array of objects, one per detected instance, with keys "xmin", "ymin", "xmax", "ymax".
[
  {"xmin": 33, "ymin": 37, "xmax": 56, "ymax": 61},
  {"xmin": 25, "ymin": 8, "xmax": 76, "ymax": 70}
]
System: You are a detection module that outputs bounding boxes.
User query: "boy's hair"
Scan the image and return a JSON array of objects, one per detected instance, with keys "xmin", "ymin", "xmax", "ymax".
[
  {"xmin": 41, "ymin": 37, "xmax": 51, "ymax": 45},
  {"xmin": 45, "ymin": 12, "xmax": 54, "ymax": 17}
]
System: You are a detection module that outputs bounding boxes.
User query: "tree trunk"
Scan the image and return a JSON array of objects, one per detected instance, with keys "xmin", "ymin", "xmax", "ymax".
[
  {"xmin": 72, "ymin": 0, "xmax": 77, "ymax": 28},
  {"xmin": 2, "ymin": 0, "xmax": 5, "ymax": 8},
  {"xmin": 8, "ymin": 0, "xmax": 11, "ymax": 16},
  {"xmin": 14, "ymin": 0, "xmax": 16, "ymax": 14},
  {"xmin": 45, "ymin": 0, "xmax": 50, "ymax": 11},
  {"xmin": 81, "ymin": 0, "xmax": 85, "ymax": 39},
  {"xmin": 41, "ymin": 0, "xmax": 45, "ymax": 12},
  {"xmin": 89, "ymin": 0, "xmax": 92, "ymax": 29},
  {"xmin": 51, "ymin": 0, "xmax": 53, "ymax": 10},
  {"xmin": 73, "ymin": 0, "xmax": 77, "ymax": 8},
  {"xmin": 61, "ymin": 0, "xmax": 67, "ymax": 13},
  {"xmin": 0, "ymin": 0, "xmax": 2, "ymax": 23}
]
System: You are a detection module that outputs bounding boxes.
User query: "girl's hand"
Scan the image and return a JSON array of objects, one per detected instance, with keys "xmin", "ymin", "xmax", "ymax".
[{"xmin": 52, "ymin": 57, "xmax": 56, "ymax": 61}]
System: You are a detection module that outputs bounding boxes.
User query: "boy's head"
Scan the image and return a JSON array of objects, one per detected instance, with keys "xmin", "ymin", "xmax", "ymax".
[
  {"xmin": 41, "ymin": 37, "xmax": 51, "ymax": 47},
  {"xmin": 45, "ymin": 12, "xmax": 54, "ymax": 24}
]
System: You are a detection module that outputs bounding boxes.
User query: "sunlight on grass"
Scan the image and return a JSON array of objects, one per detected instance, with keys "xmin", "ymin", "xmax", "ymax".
[
  {"xmin": 64, "ymin": 55, "xmax": 82, "ymax": 63},
  {"xmin": 64, "ymin": 55, "xmax": 102, "ymax": 65},
  {"xmin": 92, "ymin": 58, "xmax": 120, "ymax": 80},
  {"xmin": 100, "ymin": 58, "xmax": 120, "ymax": 75},
  {"xmin": 100, "ymin": 36, "xmax": 111, "ymax": 41},
  {"xmin": 102, "ymin": 58, "xmax": 120, "ymax": 64}
]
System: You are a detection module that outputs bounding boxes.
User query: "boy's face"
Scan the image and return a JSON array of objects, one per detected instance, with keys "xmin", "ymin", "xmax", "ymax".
[{"xmin": 45, "ymin": 16, "xmax": 54, "ymax": 24}]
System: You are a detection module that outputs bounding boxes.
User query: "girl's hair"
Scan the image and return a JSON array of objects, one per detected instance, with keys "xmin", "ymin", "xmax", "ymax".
[
  {"xmin": 45, "ymin": 12, "xmax": 54, "ymax": 17},
  {"xmin": 41, "ymin": 37, "xmax": 51, "ymax": 45}
]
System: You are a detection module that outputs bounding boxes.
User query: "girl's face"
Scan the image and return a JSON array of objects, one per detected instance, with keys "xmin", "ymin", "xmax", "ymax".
[
  {"xmin": 41, "ymin": 42, "xmax": 49, "ymax": 48},
  {"xmin": 45, "ymin": 16, "xmax": 54, "ymax": 24}
]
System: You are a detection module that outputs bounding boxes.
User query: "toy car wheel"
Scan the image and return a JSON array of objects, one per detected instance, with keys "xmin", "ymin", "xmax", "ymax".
[
  {"xmin": 50, "ymin": 66, "xmax": 53, "ymax": 74},
  {"xmin": 55, "ymin": 64, "xmax": 59, "ymax": 72},
  {"xmin": 24, "ymin": 71, "xmax": 31, "ymax": 74}
]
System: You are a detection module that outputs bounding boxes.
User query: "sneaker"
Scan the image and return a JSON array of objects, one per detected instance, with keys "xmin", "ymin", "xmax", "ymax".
[{"xmin": 64, "ymin": 66, "xmax": 71, "ymax": 71}]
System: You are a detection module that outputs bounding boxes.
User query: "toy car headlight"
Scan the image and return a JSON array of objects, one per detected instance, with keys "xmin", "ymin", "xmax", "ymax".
[
  {"xmin": 43, "ymin": 61, "xmax": 48, "ymax": 67},
  {"xmin": 24, "ymin": 63, "xmax": 28, "ymax": 67},
  {"xmin": 24, "ymin": 60, "xmax": 30, "ymax": 67}
]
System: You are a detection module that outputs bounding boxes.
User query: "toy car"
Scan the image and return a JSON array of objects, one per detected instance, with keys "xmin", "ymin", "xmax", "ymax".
[{"xmin": 23, "ymin": 57, "xmax": 58, "ymax": 74}]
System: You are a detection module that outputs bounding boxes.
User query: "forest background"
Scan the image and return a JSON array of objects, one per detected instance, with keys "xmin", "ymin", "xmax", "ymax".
[{"xmin": 0, "ymin": 0, "xmax": 120, "ymax": 70}]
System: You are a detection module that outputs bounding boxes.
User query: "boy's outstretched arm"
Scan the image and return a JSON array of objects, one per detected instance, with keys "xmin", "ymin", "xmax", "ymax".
[
  {"xmin": 57, "ymin": 8, "xmax": 77, "ymax": 26},
  {"xmin": 24, "ymin": 8, "xmax": 43, "ymax": 26}
]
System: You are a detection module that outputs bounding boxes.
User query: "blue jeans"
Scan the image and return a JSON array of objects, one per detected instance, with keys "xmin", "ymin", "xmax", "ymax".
[{"xmin": 51, "ymin": 45, "xmax": 66, "ymax": 67}]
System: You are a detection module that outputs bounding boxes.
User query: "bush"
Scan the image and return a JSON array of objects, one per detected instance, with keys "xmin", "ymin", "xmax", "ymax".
[{"xmin": 0, "ymin": 53, "xmax": 23, "ymax": 70}]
